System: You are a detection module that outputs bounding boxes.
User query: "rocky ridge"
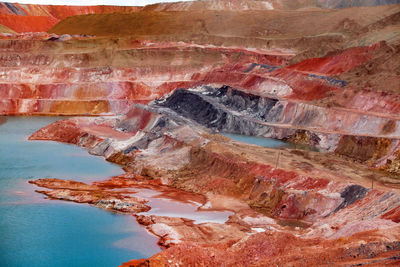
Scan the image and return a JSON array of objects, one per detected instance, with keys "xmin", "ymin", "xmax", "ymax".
[
  {"xmin": 29, "ymin": 103, "xmax": 400, "ymax": 266},
  {"xmin": 2, "ymin": 0, "xmax": 400, "ymax": 265}
]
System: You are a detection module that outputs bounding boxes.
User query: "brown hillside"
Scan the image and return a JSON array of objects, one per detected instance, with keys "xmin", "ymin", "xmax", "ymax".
[
  {"xmin": 0, "ymin": 23, "xmax": 16, "ymax": 33},
  {"xmin": 48, "ymin": 5, "xmax": 400, "ymax": 56},
  {"xmin": 49, "ymin": 5, "xmax": 399, "ymax": 40}
]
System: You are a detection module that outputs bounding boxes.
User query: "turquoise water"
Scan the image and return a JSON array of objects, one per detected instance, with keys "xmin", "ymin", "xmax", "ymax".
[
  {"xmin": 222, "ymin": 133, "xmax": 290, "ymax": 148},
  {"xmin": 223, "ymin": 133, "xmax": 317, "ymax": 151},
  {"xmin": 0, "ymin": 117, "xmax": 161, "ymax": 267}
]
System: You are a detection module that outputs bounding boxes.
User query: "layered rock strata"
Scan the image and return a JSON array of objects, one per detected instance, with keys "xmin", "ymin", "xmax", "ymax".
[
  {"xmin": 1, "ymin": 8, "xmax": 399, "ymax": 168},
  {"xmin": 0, "ymin": 36, "xmax": 290, "ymax": 115},
  {"xmin": 4, "ymin": 0, "xmax": 400, "ymax": 265},
  {"xmin": 1, "ymin": 36, "xmax": 400, "ymax": 172},
  {"xmin": 154, "ymin": 85, "xmax": 400, "ymax": 174},
  {"xmin": 29, "ymin": 105, "xmax": 400, "ymax": 265}
]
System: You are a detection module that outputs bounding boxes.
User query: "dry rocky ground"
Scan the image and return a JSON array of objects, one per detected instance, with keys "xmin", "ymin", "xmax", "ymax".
[{"xmin": 1, "ymin": 0, "xmax": 400, "ymax": 265}]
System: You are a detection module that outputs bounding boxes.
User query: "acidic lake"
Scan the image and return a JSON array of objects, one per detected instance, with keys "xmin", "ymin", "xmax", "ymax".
[
  {"xmin": 222, "ymin": 133, "xmax": 289, "ymax": 148},
  {"xmin": 0, "ymin": 117, "xmax": 300, "ymax": 267},
  {"xmin": 0, "ymin": 117, "xmax": 161, "ymax": 267}
]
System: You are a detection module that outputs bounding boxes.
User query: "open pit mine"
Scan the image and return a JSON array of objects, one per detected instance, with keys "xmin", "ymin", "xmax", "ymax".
[{"xmin": 1, "ymin": 0, "xmax": 400, "ymax": 266}]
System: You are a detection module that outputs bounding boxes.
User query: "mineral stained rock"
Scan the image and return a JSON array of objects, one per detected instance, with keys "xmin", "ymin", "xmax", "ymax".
[
  {"xmin": 30, "ymin": 104, "xmax": 400, "ymax": 266},
  {"xmin": 6, "ymin": 0, "xmax": 400, "ymax": 266},
  {"xmin": 29, "ymin": 178, "xmax": 151, "ymax": 213},
  {"xmin": 0, "ymin": 2, "xmax": 141, "ymax": 32}
]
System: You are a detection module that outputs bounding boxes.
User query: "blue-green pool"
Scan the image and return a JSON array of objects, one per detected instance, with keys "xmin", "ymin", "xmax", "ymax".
[
  {"xmin": 222, "ymin": 133, "xmax": 317, "ymax": 151},
  {"xmin": 222, "ymin": 133, "xmax": 289, "ymax": 148},
  {"xmin": 0, "ymin": 117, "xmax": 161, "ymax": 267}
]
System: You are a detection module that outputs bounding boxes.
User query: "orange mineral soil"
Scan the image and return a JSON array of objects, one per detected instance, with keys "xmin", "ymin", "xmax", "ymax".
[
  {"xmin": 0, "ymin": 2, "xmax": 141, "ymax": 32},
  {"xmin": 29, "ymin": 107, "xmax": 400, "ymax": 266},
  {"xmin": 4, "ymin": 0, "xmax": 400, "ymax": 266}
]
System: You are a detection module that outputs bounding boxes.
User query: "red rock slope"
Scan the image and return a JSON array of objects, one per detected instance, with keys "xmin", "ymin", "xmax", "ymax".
[
  {"xmin": 1, "ymin": 3, "xmax": 399, "ymax": 116},
  {"xmin": 8, "ymin": 1, "xmax": 400, "ymax": 265},
  {"xmin": 29, "ymin": 108, "xmax": 400, "ymax": 266},
  {"xmin": 0, "ymin": 2, "xmax": 141, "ymax": 32}
]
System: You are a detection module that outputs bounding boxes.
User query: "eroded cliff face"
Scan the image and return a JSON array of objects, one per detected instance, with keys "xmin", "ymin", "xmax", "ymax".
[
  {"xmin": 0, "ymin": 36, "xmax": 292, "ymax": 115},
  {"xmin": 29, "ymin": 106, "xmax": 400, "ymax": 266},
  {"xmin": 4, "ymin": 0, "xmax": 400, "ymax": 266}
]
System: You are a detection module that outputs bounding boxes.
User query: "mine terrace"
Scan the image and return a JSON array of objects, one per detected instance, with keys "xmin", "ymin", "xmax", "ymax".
[{"xmin": 1, "ymin": 0, "xmax": 400, "ymax": 266}]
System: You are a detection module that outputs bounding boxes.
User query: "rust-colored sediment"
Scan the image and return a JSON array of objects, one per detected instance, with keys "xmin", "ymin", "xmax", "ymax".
[
  {"xmin": 29, "ymin": 110, "xmax": 400, "ymax": 266},
  {"xmin": 0, "ymin": 2, "xmax": 141, "ymax": 32},
  {"xmin": 6, "ymin": 0, "xmax": 400, "ymax": 265}
]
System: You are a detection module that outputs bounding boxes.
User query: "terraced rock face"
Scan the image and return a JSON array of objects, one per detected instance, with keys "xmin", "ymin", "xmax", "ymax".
[
  {"xmin": 1, "ymin": 2, "xmax": 399, "ymax": 119},
  {"xmin": 0, "ymin": 1, "xmax": 399, "ymax": 168},
  {"xmin": 1, "ymin": 0, "xmax": 398, "ymax": 33},
  {"xmin": 4, "ymin": 0, "xmax": 400, "ymax": 266},
  {"xmin": 49, "ymin": 5, "xmax": 400, "ymax": 48},
  {"xmin": 30, "ymin": 106, "xmax": 400, "ymax": 266},
  {"xmin": 0, "ymin": 36, "xmax": 291, "ymax": 115}
]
